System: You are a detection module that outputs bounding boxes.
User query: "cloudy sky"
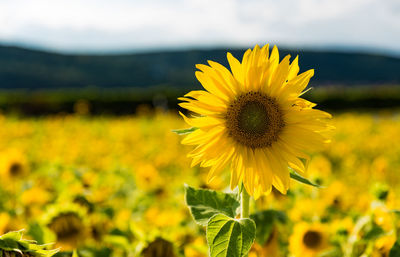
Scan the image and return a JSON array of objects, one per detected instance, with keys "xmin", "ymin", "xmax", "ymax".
[{"xmin": 0, "ymin": 0, "xmax": 399, "ymax": 54}]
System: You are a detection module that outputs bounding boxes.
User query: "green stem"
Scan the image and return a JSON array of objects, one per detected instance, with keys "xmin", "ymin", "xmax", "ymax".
[{"xmin": 241, "ymin": 186, "xmax": 250, "ymax": 219}]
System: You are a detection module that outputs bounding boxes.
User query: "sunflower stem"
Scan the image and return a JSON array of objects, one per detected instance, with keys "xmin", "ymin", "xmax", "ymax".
[{"xmin": 241, "ymin": 186, "xmax": 250, "ymax": 219}]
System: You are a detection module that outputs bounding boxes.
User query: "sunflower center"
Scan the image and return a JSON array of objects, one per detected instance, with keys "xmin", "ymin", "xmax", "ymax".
[
  {"xmin": 302, "ymin": 230, "xmax": 322, "ymax": 249},
  {"xmin": 226, "ymin": 91, "xmax": 284, "ymax": 148},
  {"xmin": 9, "ymin": 162, "xmax": 23, "ymax": 176},
  {"xmin": 238, "ymin": 101, "xmax": 269, "ymax": 135},
  {"xmin": 49, "ymin": 212, "xmax": 83, "ymax": 241}
]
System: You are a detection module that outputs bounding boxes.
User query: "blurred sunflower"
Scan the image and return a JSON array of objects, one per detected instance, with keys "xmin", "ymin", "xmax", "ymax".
[
  {"xmin": 145, "ymin": 206, "xmax": 184, "ymax": 228},
  {"xmin": 0, "ymin": 212, "xmax": 11, "ymax": 234},
  {"xmin": 135, "ymin": 162, "xmax": 163, "ymax": 191},
  {"xmin": 322, "ymin": 181, "xmax": 350, "ymax": 211},
  {"xmin": 142, "ymin": 237, "xmax": 176, "ymax": 257},
  {"xmin": 179, "ymin": 44, "xmax": 332, "ymax": 197},
  {"xmin": 183, "ymin": 236, "xmax": 208, "ymax": 257},
  {"xmin": 372, "ymin": 234, "xmax": 396, "ymax": 257},
  {"xmin": 0, "ymin": 149, "xmax": 29, "ymax": 180},
  {"xmin": 289, "ymin": 222, "xmax": 330, "ymax": 257},
  {"xmin": 372, "ymin": 204, "xmax": 395, "ymax": 232},
  {"xmin": 0, "ymin": 212, "xmax": 26, "ymax": 234},
  {"xmin": 43, "ymin": 204, "xmax": 88, "ymax": 250}
]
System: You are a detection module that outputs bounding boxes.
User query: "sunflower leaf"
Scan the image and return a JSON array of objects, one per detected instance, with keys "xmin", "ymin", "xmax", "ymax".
[
  {"xmin": 250, "ymin": 210, "xmax": 287, "ymax": 245},
  {"xmin": 185, "ymin": 185, "xmax": 240, "ymax": 226},
  {"xmin": 207, "ymin": 213, "xmax": 256, "ymax": 257},
  {"xmin": 0, "ymin": 230, "xmax": 58, "ymax": 257},
  {"xmin": 172, "ymin": 127, "xmax": 198, "ymax": 135},
  {"xmin": 289, "ymin": 170, "xmax": 322, "ymax": 188},
  {"xmin": 390, "ymin": 240, "xmax": 400, "ymax": 257}
]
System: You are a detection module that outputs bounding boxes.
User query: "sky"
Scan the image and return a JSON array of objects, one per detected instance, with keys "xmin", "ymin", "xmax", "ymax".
[{"xmin": 0, "ymin": 0, "xmax": 399, "ymax": 55}]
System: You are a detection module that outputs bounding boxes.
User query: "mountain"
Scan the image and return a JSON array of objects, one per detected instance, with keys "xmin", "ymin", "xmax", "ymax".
[{"xmin": 1, "ymin": 45, "xmax": 400, "ymax": 89}]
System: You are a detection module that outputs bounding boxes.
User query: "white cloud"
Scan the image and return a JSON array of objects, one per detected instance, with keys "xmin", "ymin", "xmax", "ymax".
[{"xmin": 0, "ymin": 0, "xmax": 399, "ymax": 54}]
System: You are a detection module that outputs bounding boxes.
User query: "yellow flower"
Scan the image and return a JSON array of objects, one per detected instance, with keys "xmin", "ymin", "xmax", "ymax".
[
  {"xmin": 0, "ymin": 213, "xmax": 11, "ymax": 234},
  {"xmin": 289, "ymin": 222, "xmax": 330, "ymax": 257},
  {"xmin": 321, "ymin": 181, "xmax": 350, "ymax": 211},
  {"xmin": 372, "ymin": 205, "xmax": 394, "ymax": 232},
  {"xmin": 289, "ymin": 198, "xmax": 325, "ymax": 222},
  {"xmin": 145, "ymin": 206, "xmax": 184, "ymax": 228},
  {"xmin": 0, "ymin": 149, "xmax": 29, "ymax": 181},
  {"xmin": 307, "ymin": 154, "xmax": 332, "ymax": 178},
  {"xmin": 21, "ymin": 186, "xmax": 51, "ymax": 206},
  {"xmin": 184, "ymin": 237, "xmax": 208, "ymax": 257},
  {"xmin": 179, "ymin": 44, "xmax": 332, "ymax": 197},
  {"xmin": 0, "ymin": 212, "xmax": 26, "ymax": 234},
  {"xmin": 331, "ymin": 217, "xmax": 354, "ymax": 236},
  {"xmin": 372, "ymin": 234, "xmax": 396, "ymax": 257},
  {"xmin": 135, "ymin": 162, "xmax": 163, "ymax": 191},
  {"xmin": 43, "ymin": 203, "xmax": 89, "ymax": 250},
  {"xmin": 142, "ymin": 237, "xmax": 176, "ymax": 257}
]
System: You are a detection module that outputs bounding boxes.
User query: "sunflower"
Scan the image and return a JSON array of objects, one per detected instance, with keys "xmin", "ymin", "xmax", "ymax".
[
  {"xmin": 142, "ymin": 237, "xmax": 176, "ymax": 257},
  {"xmin": 0, "ymin": 149, "xmax": 29, "ymax": 181},
  {"xmin": 289, "ymin": 222, "xmax": 330, "ymax": 257},
  {"xmin": 43, "ymin": 203, "xmax": 89, "ymax": 250},
  {"xmin": 179, "ymin": 44, "xmax": 332, "ymax": 197},
  {"xmin": 372, "ymin": 234, "xmax": 396, "ymax": 257},
  {"xmin": 0, "ymin": 212, "xmax": 26, "ymax": 234}
]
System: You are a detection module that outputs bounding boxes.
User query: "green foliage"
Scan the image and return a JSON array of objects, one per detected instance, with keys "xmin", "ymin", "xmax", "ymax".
[
  {"xmin": 171, "ymin": 127, "xmax": 198, "ymax": 135},
  {"xmin": 206, "ymin": 214, "xmax": 256, "ymax": 257},
  {"xmin": 290, "ymin": 169, "xmax": 322, "ymax": 188},
  {"xmin": 74, "ymin": 247, "xmax": 112, "ymax": 257},
  {"xmin": 390, "ymin": 240, "xmax": 400, "ymax": 257},
  {"xmin": 319, "ymin": 248, "xmax": 344, "ymax": 257},
  {"xmin": 362, "ymin": 224, "xmax": 384, "ymax": 240},
  {"xmin": 185, "ymin": 186, "xmax": 257, "ymax": 256},
  {"xmin": 1, "ymin": 45, "xmax": 400, "ymax": 90},
  {"xmin": 250, "ymin": 210, "xmax": 287, "ymax": 245},
  {"xmin": 0, "ymin": 230, "xmax": 58, "ymax": 257},
  {"xmin": 185, "ymin": 185, "xmax": 240, "ymax": 226},
  {"xmin": 27, "ymin": 223, "xmax": 56, "ymax": 245}
]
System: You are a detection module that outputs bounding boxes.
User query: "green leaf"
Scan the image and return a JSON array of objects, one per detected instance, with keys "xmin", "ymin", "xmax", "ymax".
[
  {"xmin": 185, "ymin": 185, "xmax": 240, "ymax": 226},
  {"xmin": 363, "ymin": 223, "xmax": 384, "ymax": 240},
  {"xmin": 319, "ymin": 248, "xmax": 344, "ymax": 257},
  {"xmin": 0, "ymin": 231, "xmax": 24, "ymax": 253},
  {"xmin": 0, "ymin": 230, "xmax": 58, "ymax": 257},
  {"xmin": 290, "ymin": 170, "xmax": 322, "ymax": 188},
  {"xmin": 207, "ymin": 213, "xmax": 256, "ymax": 257},
  {"xmin": 250, "ymin": 210, "xmax": 287, "ymax": 245},
  {"xmin": 171, "ymin": 127, "xmax": 198, "ymax": 135},
  {"xmin": 104, "ymin": 235, "xmax": 130, "ymax": 249},
  {"xmin": 392, "ymin": 210, "xmax": 400, "ymax": 215},
  {"xmin": 390, "ymin": 240, "xmax": 400, "ymax": 257}
]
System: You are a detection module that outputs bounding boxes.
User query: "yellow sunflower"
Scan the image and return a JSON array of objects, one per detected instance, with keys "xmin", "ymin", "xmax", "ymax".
[
  {"xmin": 43, "ymin": 203, "xmax": 89, "ymax": 250},
  {"xmin": 142, "ymin": 237, "xmax": 176, "ymax": 257},
  {"xmin": 0, "ymin": 149, "xmax": 29, "ymax": 181},
  {"xmin": 179, "ymin": 44, "xmax": 332, "ymax": 197},
  {"xmin": 289, "ymin": 222, "xmax": 330, "ymax": 257},
  {"xmin": 372, "ymin": 234, "xmax": 396, "ymax": 257}
]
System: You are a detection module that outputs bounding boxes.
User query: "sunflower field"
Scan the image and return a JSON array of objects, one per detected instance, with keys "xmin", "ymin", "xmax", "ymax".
[{"xmin": 0, "ymin": 108, "xmax": 399, "ymax": 257}]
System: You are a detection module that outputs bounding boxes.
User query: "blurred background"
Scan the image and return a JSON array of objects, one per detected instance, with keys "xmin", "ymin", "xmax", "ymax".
[
  {"xmin": 0, "ymin": 0, "xmax": 399, "ymax": 114},
  {"xmin": 1, "ymin": 1, "xmax": 400, "ymax": 257}
]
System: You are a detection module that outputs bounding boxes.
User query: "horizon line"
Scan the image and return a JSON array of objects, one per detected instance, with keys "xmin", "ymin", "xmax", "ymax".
[{"xmin": 1, "ymin": 40, "xmax": 400, "ymax": 58}]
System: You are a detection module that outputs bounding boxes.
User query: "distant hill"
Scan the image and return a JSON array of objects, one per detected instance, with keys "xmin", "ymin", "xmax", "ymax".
[{"xmin": 0, "ymin": 45, "xmax": 400, "ymax": 89}]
